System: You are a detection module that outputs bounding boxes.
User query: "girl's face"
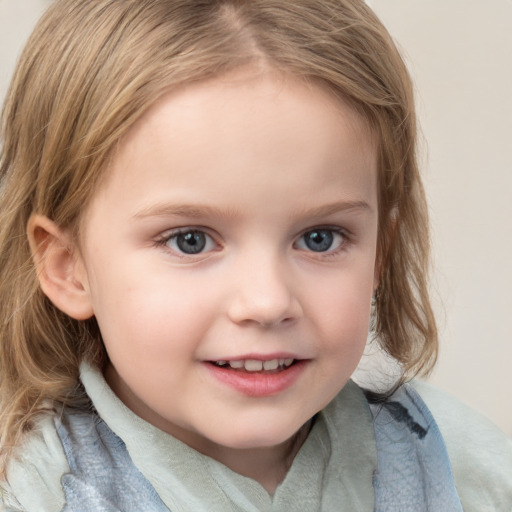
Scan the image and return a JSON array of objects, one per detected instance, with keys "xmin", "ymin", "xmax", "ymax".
[{"xmin": 76, "ymin": 71, "xmax": 379, "ymax": 456}]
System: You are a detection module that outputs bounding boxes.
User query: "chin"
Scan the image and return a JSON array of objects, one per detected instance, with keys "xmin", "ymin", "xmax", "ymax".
[{"xmin": 208, "ymin": 420, "xmax": 308, "ymax": 452}]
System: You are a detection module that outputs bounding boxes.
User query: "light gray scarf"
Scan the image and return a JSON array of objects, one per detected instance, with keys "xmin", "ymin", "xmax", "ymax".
[{"xmin": 56, "ymin": 384, "xmax": 463, "ymax": 511}]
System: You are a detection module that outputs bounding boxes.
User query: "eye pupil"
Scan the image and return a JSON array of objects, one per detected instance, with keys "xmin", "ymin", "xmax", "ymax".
[
  {"xmin": 304, "ymin": 230, "xmax": 334, "ymax": 252},
  {"xmin": 176, "ymin": 231, "xmax": 206, "ymax": 254}
]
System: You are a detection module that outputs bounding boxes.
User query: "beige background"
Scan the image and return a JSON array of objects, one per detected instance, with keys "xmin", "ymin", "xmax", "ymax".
[{"xmin": 1, "ymin": 0, "xmax": 511, "ymax": 435}]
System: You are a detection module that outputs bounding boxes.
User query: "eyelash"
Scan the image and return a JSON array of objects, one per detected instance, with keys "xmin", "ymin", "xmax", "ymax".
[{"xmin": 154, "ymin": 226, "xmax": 351, "ymax": 259}]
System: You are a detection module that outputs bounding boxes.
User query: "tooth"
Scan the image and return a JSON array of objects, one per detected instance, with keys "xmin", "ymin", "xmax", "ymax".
[
  {"xmin": 229, "ymin": 360, "xmax": 244, "ymax": 369},
  {"xmin": 263, "ymin": 359, "xmax": 279, "ymax": 371},
  {"xmin": 244, "ymin": 360, "xmax": 263, "ymax": 372},
  {"xmin": 284, "ymin": 359, "xmax": 294, "ymax": 367},
  {"xmin": 216, "ymin": 361, "xmax": 227, "ymax": 366}
]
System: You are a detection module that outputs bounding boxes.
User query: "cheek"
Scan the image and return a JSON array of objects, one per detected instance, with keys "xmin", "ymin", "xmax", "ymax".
[
  {"xmin": 304, "ymin": 276, "xmax": 374, "ymax": 383},
  {"xmin": 92, "ymin": 271, "xmax": 218, "ymax": 359},
  {"xmin": 308, "ymin": 270, "xmax": 373, "ymax": 332}
]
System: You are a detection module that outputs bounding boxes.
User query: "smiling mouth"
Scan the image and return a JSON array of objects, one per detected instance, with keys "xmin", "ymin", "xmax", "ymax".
[{"xmin": 210, "ymin": 358, "xmax": 295, "ymax": 373}]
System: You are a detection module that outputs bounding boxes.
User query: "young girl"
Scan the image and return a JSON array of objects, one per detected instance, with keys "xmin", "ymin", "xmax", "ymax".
[{"xmin": 0, "ymin": 1, "xmax": 510, "ymax": 510}]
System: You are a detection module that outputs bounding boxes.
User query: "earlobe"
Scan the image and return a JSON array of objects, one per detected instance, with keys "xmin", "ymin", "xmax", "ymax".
[
  {"xmin": 373, "ymin": 268, "xmax": 380, "ymax": 295},
  {"xmin": 373, "ymin": 206, "xmax": 398, "ymax": 292},
  {"xmin": 373, "ymin": 246, "xmax": 382, "ymax": 293},
  {"xmin": 27, "ymin": 215, "xmax": 94, "ymax": 320}
]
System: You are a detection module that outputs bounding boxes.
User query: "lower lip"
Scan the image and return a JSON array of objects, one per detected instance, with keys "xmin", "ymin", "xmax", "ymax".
[{"xmin": 204, "ymin": 361, "xmax": 308, "ymax": 397}]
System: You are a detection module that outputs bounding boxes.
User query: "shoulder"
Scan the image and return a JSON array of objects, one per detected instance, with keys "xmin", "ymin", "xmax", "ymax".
[
  {"xmin": 412, "ymin": 380, "xmax": 512, "ymax": 512},
  {"xmin": 1, "ymin": 411, "xmax": 68, "ymax": 512}
]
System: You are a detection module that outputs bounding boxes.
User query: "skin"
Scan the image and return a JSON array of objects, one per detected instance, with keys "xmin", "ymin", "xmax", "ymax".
[{"xmin": 31, "ymin": 69, "xmax": 379, "ymax": 493}]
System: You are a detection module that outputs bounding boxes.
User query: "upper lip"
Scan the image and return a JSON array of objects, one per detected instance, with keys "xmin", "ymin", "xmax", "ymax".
[{"xmin": 206, "ymin": 353, "xmax": 302, "ymax": 362}]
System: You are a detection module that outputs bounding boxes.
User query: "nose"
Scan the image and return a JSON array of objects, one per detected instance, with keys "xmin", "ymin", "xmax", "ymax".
[{"xmin": 226, "ymin": 254, "xmax": 303, "ymax": 328}]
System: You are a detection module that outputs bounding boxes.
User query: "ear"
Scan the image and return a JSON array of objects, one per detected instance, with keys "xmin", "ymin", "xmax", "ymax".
[
  {"xmin": 373, "ymin": 206, "xmax": 398, "ymax": 293},
  {"xmin": 373, "ymin": 237, "xmax": 384, "ymax": 294},
  {"xmin": 27, "ymin": 215, "xmax": 94, "ymax": 320},
  {"xmin": 373, "ymin": 253, "xmax": 381, "ymax": 294}
]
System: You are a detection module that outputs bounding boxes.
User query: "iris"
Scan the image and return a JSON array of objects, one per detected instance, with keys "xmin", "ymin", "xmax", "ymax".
[
  {"xmin": 176, "ymin": 231, "xmax": 207, "ymax": 254},
  {"xmin": 303, "ymin": 230, "xmax": 334, "ymax": 252}
]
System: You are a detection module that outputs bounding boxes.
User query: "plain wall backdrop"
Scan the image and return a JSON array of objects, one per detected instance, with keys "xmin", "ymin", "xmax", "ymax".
[{"xmin": 1, "ymin": 0, "xmax": 511, "ymax": 435}]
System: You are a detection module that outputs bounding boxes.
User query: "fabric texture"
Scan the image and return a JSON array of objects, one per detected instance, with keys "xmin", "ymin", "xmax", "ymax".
[
  {"xmin": 369, "ymin": 385, "xmax": 463, "ymax": 511},
  {"xmin": 56, "ymin": 410, "xmax": 169, "ymax": 511},
  {"xmin": 1, "ymin": 363, "xmax": 511, "ymax": 511},
  {"xmin": 52, "ymin": 382, "xmax": 463, "ymax": 511},
  {"xmin": 412, "ymin": 380, "xmax": 512, "ymax": 512}
]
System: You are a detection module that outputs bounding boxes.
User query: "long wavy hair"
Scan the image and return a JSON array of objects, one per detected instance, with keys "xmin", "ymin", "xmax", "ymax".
[{"xmin": 0, "ymin": 0, "xmax": 436, "ymax": 475}]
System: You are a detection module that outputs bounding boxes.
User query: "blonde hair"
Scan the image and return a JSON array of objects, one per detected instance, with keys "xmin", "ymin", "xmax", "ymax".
[{"xmin": 0, "ymin": 0, "xmax": 436, "ymax": 473}]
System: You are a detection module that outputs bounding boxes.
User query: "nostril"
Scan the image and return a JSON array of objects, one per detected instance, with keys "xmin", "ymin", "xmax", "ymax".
[{"xmin": 255, "ymin": 316, "xmax": 297, "ymax": 328}]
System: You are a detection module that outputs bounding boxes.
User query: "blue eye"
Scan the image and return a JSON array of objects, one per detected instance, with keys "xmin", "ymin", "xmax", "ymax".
[
  {"xmin": 166, "ymin": 230, "xmax": 214, "ymax": 255},
  {"xmin": 298, "ymin": 229, "xmax": 344, "ymax": 253}
]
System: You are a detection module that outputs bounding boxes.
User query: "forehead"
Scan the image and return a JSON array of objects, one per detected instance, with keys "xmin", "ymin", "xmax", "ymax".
[{"xmin": 83, "ymin": 69, "xmax": 378, "ymax": 226}]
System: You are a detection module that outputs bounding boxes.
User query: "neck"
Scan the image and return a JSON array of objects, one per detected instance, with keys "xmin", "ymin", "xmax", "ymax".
[{"xmin": 203, "ymin": 419, "xmax": 313, "ymax": 494}]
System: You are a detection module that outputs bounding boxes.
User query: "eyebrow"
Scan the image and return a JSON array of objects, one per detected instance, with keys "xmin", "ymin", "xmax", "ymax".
[
  {"xmin": 131, "ymin": 203, "xmax": 237, "ymax": 222},
  {"xmin": 131, "ymin": 199, "xmax": 372, "ymax": 222},
  {"xmin": 298, "ymin": 200, "xmax": 372, "ymax": 218}
]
